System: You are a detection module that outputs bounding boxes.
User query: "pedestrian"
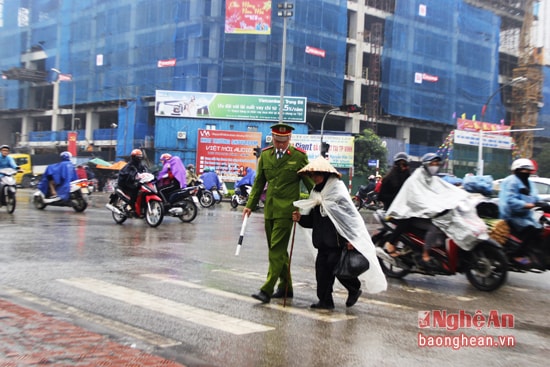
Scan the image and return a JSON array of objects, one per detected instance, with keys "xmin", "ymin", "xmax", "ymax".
[
  {"xmin": 76, "ymin": 165, "xmax": 88, "ymax": 180},
  {"xmin": 292, "ymin": 157, "xmax": 387, "ymax": 309},
  {"xmin": 244, "ymin": 122, "xmax": 314, "ymax": 304}
]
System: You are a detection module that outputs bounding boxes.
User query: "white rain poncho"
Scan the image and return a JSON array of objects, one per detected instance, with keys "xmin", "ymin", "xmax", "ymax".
[
  {"xmin": 294, "ymin": 176, "xmax": 387, "ymax": 294},
  {"xmin": 386, "ymin": 168, "xmax": 488, "ymax": 250}
]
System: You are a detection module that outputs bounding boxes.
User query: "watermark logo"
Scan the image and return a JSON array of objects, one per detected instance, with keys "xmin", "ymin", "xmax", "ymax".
[{"xmin": 418, "ymin": 310, "xmax": 514, "ymax": 331}]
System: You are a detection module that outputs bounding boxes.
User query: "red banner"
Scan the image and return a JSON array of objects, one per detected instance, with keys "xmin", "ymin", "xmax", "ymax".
[
  {"xmin": 225, "ymin": 0, "xmax": 272, "ymax": 35},
  {"xmin": 67, "ymin": 131, "xmax": 77, "ymax": 157},
  {"xmin": 157, "ymin": 58, "xmax": 176, "ymax": 68},
  {"xmin": 305, "ymin": 46, "xmax": 326, "ymax": 58},
  {"xmin": 456, "ymin": 118, "xmax": 510, "ymax": 135}
]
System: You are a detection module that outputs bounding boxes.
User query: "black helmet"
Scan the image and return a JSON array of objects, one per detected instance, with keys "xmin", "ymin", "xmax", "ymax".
[
  {"xmin": 393, "ymin": 152, "xmax": 410, "ymax": 164},
  {"xmin": 0, "ymin": 144, "xmax": 10, "ymax": 151},
  {"xmin": 421, "ymin": 153, "xmax": 442, "ymax": 176}
]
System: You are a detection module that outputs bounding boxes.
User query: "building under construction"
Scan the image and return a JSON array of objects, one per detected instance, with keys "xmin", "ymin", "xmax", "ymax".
[{"xmin": 0, "ymin": 0, "xmax": 548, "ymax": 178}]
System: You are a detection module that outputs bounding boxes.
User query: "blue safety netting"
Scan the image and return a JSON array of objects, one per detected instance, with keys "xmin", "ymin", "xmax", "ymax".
[
  {"xmin": 0, "ymin": 0, "xmax": 347, "ymax": 110},
  {"xmin": 537, "ymin": 66, "xmax": 550, "ymax": 138},
  {"xmin": 381, "ymin": 0, "xmax": 503, "ymax": 125}
]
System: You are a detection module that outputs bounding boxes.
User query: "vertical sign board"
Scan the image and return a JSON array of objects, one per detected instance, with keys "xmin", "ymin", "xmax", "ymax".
[
  {"xmin": 196, "ymin": 129, "xmax": 262, "ymax": 182},
  {"xmin": 292, "ymin": 134, "xmax": 355, "ymax": 168}
]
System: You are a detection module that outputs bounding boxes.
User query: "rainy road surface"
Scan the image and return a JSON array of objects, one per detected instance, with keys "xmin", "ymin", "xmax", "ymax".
[{"xmin": 1, "ymin": 190, "xmax": 549, "ymax": 367}]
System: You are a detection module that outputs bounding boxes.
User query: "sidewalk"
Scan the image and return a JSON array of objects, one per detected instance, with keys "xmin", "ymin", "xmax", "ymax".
[{"xmin": 0, "ymin": 298, "xmax": 186, "ymax": 367}]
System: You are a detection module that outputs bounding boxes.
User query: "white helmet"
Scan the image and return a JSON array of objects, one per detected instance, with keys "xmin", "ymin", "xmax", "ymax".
[{"xmin": 511, "ymin": 158, "xmax": 534, "ymax": 172}]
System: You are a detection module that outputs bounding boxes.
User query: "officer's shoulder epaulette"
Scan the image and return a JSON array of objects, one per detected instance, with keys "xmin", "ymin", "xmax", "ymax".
[
  {"xmin": 293, "ymin": 146, "xmax": 307, "ymax": 154},
  {"xmin": 262, "ymin": 146, "xmax": 274, "ymax": 151}
]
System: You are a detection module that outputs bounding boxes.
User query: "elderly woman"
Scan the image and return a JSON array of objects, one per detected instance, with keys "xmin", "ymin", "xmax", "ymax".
[{"xmin": 292, "ymin": 156, "xmax": 387, "ymax": 309}]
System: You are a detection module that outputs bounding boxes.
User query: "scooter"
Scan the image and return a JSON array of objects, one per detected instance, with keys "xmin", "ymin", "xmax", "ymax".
[
  {"xmin": 189, "ymin": 179, "xmax": 215, "ymax": 208},
  {"xmin": 157, "ymin": 184, "xmax": 199, "ymax": 223},
  {"xmin": 230, "ymin": 184, "xmax": 266, "ymax": 209},
  {"xmin": 106, "ymin": 172, "xmax": 164, "ymax": 227},
  {"xmin": 0, "ymin": 167, "xmax": 18, "ymax": 213},
  {"xmin": 352, "ymin": 185, "xmax": 383, "ymax": 211},
  {"xmin": 371, "ymin": 209, "xmax": 508, "ymax": 292},
  {"xmin": 33, "ymin": 179, "xmax": 88, "ymax": 212}
]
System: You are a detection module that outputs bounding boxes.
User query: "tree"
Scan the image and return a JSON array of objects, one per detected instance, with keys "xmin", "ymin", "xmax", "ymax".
[
  {"xmin": 354, "ymin": 129, "xmax": 387, "ymax": 176},
  {"xmin": 534, "ymin": 143, "xmax": 550, "ymax": 177}
]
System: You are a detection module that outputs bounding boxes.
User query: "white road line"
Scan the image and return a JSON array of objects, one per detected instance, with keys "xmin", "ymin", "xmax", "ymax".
[
  {"xmin": 2, "ymin": 287, "xmax": 180, "ymax": 348},
  {"xmin": 58, "ymin": 277, "xmax": 274, "ymax": 335},
  {"xmin": 142, "ymin": 273, "xmax": 357, "ymax": 322}
]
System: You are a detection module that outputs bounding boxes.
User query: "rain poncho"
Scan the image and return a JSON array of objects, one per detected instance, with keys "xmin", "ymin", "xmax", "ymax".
[
  {"xmin": 294, "ymin": 176, "xmax": 387, "ymax": 294},
  {"xmin": 387, "ymin": 168, "xmax": 488, "ymax": 250},
  {"xmin": 37, "ymin": 160, "xmax": 78, "ymax": 201},
  {"xmin": 158, "ymin": 156, "xmax": 186, "ymax": 188}
]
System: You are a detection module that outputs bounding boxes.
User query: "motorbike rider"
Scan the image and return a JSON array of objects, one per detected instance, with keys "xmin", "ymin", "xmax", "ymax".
[
  {"xmin": 498, "ymin": 158, "xmax": 545, "ymax": 268},
  {"xmin": 37, "ymin": 151, "xmax": 78, "ymax": 201},
  {"xmin": 157, "ymin": 153, "xmax": 186, "ymax": 202},
  {"xmin": 379, "ymin": 152, "xmax": 412, "ymax": 256},
  {"xmin": 234, "ymin": 166, "xmax": 256, "ymax": 198},
  {"xmin": 116, "ymin": 149, "xmax": 148, "ymax": 210},
  {"xmin": 186, "ymin": 164, "xmax": 200, "ymax": 186},
  {"xmin": 200, "ymin": 167, "xmax": 222, "ymax": 192},
  {"xmin": 385, "ymin": 153, "xmax": 470, "ymax": 269},
  {"xmin": 0, "ymin": 145, "xmax": 18, "ymax": 170}
]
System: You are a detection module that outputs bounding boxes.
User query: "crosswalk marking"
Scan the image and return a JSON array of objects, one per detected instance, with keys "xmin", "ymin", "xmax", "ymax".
[
  {"xmin": 58, "ymin": 277, "xmax": 274, "ymax": 335},
  {"xmin": 142, "ymin": 273, "xmax": 357, "ymax": 322}
]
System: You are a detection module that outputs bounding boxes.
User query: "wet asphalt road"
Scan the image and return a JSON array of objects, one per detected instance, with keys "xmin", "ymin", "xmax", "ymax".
[{"xmin": 1, "ymin": 189, "xmax": 549, "ymax": 367}]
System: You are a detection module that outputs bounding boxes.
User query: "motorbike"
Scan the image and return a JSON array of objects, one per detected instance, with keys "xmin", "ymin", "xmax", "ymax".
[
  {"xmin": 189, "ymin": 179, "xmax": 215, "ymax": 208},
  {"xmin": 157, "ymin": 184, "xmax": 199, "ymax": 223},
  {"xmin": 105, "ymin": 172, "xmax": 164, "ymax": 227},
  {"xmin": 371, "ymin": 209, "xmax": 508, "ymax": 292},
  {"xmin": 230, "ymin": 184, "xmax": 266, "ymax": 209},
  {"xmin": 352, "ymin": 185, "xmax": 383, "ymax": 211},
  {"xmin": 0, "ymin": 167, "xmax": 18, "ymax": 213},
  {"xmin": 33, "ymin": 178, "xmax": 89, "ymax": 212},
  {"xmin": 477, "ymin": 200, "xmax": 550, "ymax": 273}
]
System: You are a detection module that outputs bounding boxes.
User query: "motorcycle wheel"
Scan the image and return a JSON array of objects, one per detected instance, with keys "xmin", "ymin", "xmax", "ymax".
[
  {"xmin": 230, "ymin": 196, "xmax": 239, "ymax": 209},
  {"xmin": 178, "ymin": 199, "xmax": 198, "ymax": 223},
  {"xmin": 33, "ymin": 195, "xmax": 46, "ymax": 210},
  {"xmin": 352, "ymin": 197, "xmax": 362, "ymax": 210},
  {"xmin": 111, "ymin": 197, "xmax": 127, "ymax": 225},
  {"xmin": 6, "ymin": 192, "xmax": 16, "ymax": 213},
  {"xmin": 72, "ymin": 197, "xmax": 88, "ymax": 212},
  {"xmin": 465, "ymin": 241, "xmax": 508, "ymax": 292},
  {"xmin": 374, "ymin": 235, "xmax": 410, "ymax": 278},
  {"xmin": 145, "ymin": 200, "xmax": 164, "ymax": 227},
  {"xmin": 199, "ymin": 191, "xmax": 215, "ymax": 208}
]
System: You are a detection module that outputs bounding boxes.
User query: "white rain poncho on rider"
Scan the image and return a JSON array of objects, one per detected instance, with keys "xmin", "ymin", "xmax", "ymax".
[
  {"xmin": 293, "ymin": 157, "xmax": 387, "ymax": 294},
  {"xmin": 386, "ymin": 167, "xmax": 489, "ymax": 250}
]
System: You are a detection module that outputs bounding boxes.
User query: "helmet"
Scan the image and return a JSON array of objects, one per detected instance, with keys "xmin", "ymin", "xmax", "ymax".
[
  {"xmin": 393, "ymin": 152, "xmax": 410, "ymax": 164},
  {"xmin": 421, "ymin": 153, "xmax": 441, "ymax": 176},
  {"xmin": 60, "ymin": 151, "xmax": 72, "ymax": 161},
  {"xmin": 511, "ymin": 158, "xmax": 534, "ymax": 172},
  {"xmin": 187, "ymin": 164, "xmax": 195, "ymax": 169},
  {"xmin": 368, "ymin": 175, "xmax": 375, "ymax": 180},
  {"xmin": 0, "ymin": 144, "xmax": 10, "ymax": 151},
  {"xmin": 160, "ymin": 153, "xmax": 172, "ymax": 162},
  {"xmin": 130, "ymin": 149, "xmax": 143, "ymax": 161}
]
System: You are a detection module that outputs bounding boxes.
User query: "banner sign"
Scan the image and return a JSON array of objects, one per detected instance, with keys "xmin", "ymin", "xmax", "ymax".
[
  {"xmin": 305, "ymin": 46, "xmax": 326, "ymax": 58},
  {"xmin": 457, "ymin": 118, "xmax": 510, "ymax": 135},
  {"xmin": 292, "ymin": 134, "xmax": 355, "ymax": 168},
  {"xmin": 157, "ymin": 58, "xmax": 176, "ymax": 68},
  {"xmin": 196, "ymin": 129, "xmax": 261, "ymax": 182},
  {"xmin": 155, "ymin": 90, "xmax": 306, "ymax": 123},
  {"xmin": 453, "ymin": 129, "xmax": 512, "ymax": 150},
  {"xmin": 67, "ymin": 131, "xmax": 77, "ymax": 156},
  {"xmin": 225, "ymin": 0, "xmax": 272, "ymax": 35}
]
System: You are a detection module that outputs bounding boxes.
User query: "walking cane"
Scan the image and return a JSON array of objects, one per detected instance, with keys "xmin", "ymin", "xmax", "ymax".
[{"xmin": 284, "ymin": 221, "xmax": 297, "ymax": 307}]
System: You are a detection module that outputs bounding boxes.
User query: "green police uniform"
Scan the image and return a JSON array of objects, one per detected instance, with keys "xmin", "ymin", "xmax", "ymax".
[{"xmin": 247, "ymin": 144, "xmax": 313, "ymax": 297}]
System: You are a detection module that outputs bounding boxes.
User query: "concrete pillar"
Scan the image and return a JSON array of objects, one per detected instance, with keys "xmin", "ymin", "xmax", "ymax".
[
  {"xmin": 21, "ymin": 115, "xmax": 33, "ymax": 144},
  {"xmin": 396, "ymin": 125, "xmax": 410, "ymax": 145},
  {"xmin": 85, "ymin": 111, "xmax": 100, "ymax": 142}
]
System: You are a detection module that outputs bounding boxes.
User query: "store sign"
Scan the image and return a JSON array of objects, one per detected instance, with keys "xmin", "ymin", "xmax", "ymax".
[{"xmin": 453, "ymin": 129, "xmax": 512, "ymax": 150}]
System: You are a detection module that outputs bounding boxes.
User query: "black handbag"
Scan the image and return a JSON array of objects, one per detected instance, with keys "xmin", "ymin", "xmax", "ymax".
[{"xmin": 334, "ymin": 246, "xmax": 370, "ymax": 279}]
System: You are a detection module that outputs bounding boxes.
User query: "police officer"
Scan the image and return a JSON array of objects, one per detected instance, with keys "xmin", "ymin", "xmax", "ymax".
[{"xmin": 243, "ymin": 123, "xmax": 314, "ymax": 303}]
